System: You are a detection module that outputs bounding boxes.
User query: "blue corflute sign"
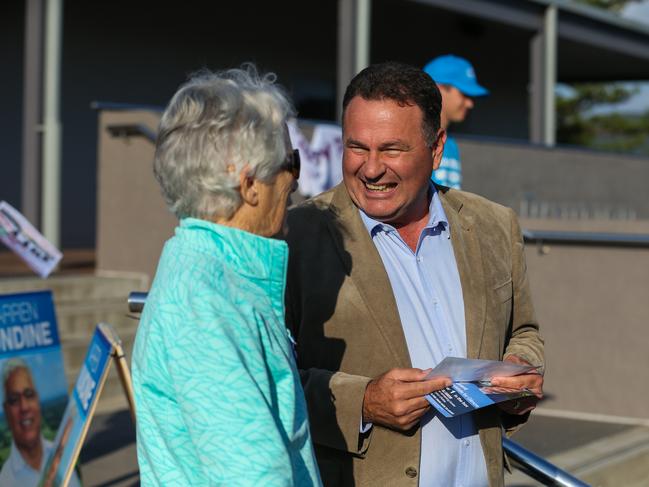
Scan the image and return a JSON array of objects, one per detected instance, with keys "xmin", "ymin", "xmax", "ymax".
[{"xmin": 0, "ymin": 290, "xmax": 69, "ymax": 486}]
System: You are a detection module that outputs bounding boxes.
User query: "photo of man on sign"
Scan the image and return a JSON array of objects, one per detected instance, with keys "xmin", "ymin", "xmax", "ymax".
[
  {"xmin": 0, "ymin": 359, "xmax": 80, "ymax": 486},
  {"xmin": 0, "ymin": 291, "xmax": 76, "ymax": 486}
]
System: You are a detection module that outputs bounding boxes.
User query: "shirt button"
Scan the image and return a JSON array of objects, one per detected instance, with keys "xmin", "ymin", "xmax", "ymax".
[
  {"xmin": 416, "ymin": 256, "xmax": 422, "ymax": 263},
  {"xmin": 405, "ymin": 466, "xmax": 418, "ymax": 478},
  {"xmin": 464, "ymin": 439, "xmax": 470, "ymax": 447}
]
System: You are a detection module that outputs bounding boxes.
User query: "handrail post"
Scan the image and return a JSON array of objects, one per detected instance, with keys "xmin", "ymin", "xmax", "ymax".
[{"xmin": 128, "ymin": 291, "xmax": 148, "ymax": 313}]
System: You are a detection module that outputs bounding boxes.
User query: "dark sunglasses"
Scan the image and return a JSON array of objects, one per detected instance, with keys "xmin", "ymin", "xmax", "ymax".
[
  {"xmin": 281, "ymin": 149, "xmax": 300, "ymax": 180},
  {"xmin": 5, "ymin": 388, "xmax": 37, "ymax": 406}
]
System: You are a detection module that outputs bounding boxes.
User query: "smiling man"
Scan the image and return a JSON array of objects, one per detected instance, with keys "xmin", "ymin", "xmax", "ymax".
[
  {"xmin": 285, "ymin": 62, "xmax": 544, "ymax": 487},
  {"xmin": 0, "ymin": 359, "xmax": 80, "ymax": 487}
]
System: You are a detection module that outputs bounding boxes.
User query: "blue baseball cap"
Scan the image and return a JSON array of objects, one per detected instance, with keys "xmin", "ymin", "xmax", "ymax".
[{"xmin": 423, "ymin": 55, "xmax": 489, "ymax": 97}]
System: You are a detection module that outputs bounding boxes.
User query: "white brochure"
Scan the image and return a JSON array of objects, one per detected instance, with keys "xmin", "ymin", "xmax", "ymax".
[
  {"xmin": 0, "ymin": 201, "xmax": 62, "ymax": 278},
  {"xmin": 426, "ymin": 356, "xmax": 540, "ymax": 383}
]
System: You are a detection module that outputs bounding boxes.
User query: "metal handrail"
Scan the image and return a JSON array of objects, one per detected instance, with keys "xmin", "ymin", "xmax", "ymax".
[
  {"xmin": 125, "ymin": 290, "xmax": 591, "ymax": 485},
  {"xmin": 106, "ymin": 123, "xmax": 156, "ymax": 143},
  {"xmin": 91, "ymin": 101, "xmax": 164, "ymax": 112},
  {"xmin": 504, "ymin": 438, "xmax": 590, "ymax": 486},
  {"xmin": 523, "ymin": 229, "xmax": 649, "ymax": 248}
]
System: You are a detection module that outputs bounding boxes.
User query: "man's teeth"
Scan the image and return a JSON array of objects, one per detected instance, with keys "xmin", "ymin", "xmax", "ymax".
[
  {"xmin": 20, "ymin": 419, "xmax": 33, "ymax": 427},
  {"xmin": 365, "ymin": 182, "xmax": 393, "ymax": 192}
]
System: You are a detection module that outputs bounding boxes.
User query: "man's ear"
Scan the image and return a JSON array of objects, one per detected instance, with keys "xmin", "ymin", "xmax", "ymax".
[
  {"xmin": 432, "ymin": 129, "xmax": 447, "ymax": 171},
  {"xmin": 239, "ymin": 169, "xmax": 258, "ymax": 206}
]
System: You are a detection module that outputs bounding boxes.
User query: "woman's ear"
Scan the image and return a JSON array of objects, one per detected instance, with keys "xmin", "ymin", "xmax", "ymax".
[{"xmin": 239, "ymin": 169, "xmax": 258, "ymax": 206}]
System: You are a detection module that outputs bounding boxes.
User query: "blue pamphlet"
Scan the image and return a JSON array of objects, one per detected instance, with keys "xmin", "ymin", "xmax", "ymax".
[
  {"xmin": 426, "ymin": 382, "xmax": 534, "ymax": 418},
  {"xmin": 425, "ymin": 357, "xmax": 539, "ymax": 418}
]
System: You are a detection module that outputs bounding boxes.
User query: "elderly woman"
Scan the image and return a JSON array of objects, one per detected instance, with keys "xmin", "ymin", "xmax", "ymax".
[{"xmin": 132, "ymin": 66, "xmax": 321, "ymax": 486}]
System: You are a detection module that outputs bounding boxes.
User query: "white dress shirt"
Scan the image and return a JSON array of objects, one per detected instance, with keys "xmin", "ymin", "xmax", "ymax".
[
  {"xmin": 359, "ymin": 185, "xmax": 488, "ymax": 487},
  {"xmin": 0, "ymin": 437, "xmax": 82, "ymax": 487}
]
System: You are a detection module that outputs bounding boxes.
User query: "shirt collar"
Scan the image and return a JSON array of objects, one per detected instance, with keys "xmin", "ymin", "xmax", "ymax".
[
  {"xmin": 8, "ymin": 437, "xmax": 49, "ymax": 474},
  {"xmin": 359, "ymin": 183, "xmax": 449, "ymax": 236}
]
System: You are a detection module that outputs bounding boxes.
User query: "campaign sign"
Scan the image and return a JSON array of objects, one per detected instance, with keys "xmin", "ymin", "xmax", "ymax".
[
  {"xmin": 39, "ymin": 325, "xmax": 114, "ymax": 487},
  {"xmin": 0, "ymin": 201, "xmax": 62, "ymax": 278},
  {"xmin": 288, "ymin": 120, "xmax": 343, "ymax": 197},
  {"xmin": 0, "ymin": 290, "xmax": 69, "ymax": 485}
]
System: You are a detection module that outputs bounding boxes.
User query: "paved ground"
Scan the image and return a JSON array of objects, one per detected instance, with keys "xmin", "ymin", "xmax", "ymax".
[
  {"xmin": 511, "ymin": 413, "xmax": 633, "ymax": 458},
  {"xmin": 80, "ymin": 408, "xmax": 139, "ymax": 487},
  {"xmin": 0, "ymin": 249, "xmax": 95, "ymax": 277},
  {"xmin": 77, "ymin": 405, "xmax": 644, "ymax": 487},
  {"xmin": 507, "ymin": 412, "xmax": 649, "ymax": 486}
]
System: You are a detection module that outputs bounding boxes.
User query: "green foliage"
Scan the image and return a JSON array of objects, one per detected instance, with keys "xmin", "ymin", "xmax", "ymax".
[
  {"xmin": 557, "ymin": 83, "xmax": 632, "ymax": 143},
  {"xmin": 557, "ymin": 2, "xmax": 649, "ymax": 154},
  {"xmin": 588, "ymin": 112, "xmax": 649, "ymax": 152},
  {"xmin": 556, "ymin": 83, "xmax": 649, "ymax": 154},
  {"xmin": 0, "ymin": 423, "xmax": 11, "ymax": 464},
  {"xmin": 40, "ymin": 396, "xmax": 68, "ymax": 440}
]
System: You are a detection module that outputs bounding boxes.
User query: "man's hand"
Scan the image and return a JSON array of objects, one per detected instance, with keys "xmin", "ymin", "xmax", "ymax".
[
  {"xmin": 362, "ymin": 368, "xmax": 451, "ymax": 431},
  {"xmin": 491, "ymin": 355, "xmax": 544, "ymax": 415}
]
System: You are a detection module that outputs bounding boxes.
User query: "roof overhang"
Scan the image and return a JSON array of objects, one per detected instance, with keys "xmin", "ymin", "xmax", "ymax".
[{"xmin": 410, "ymin": 0, "xmax": 649, "ymax": 81}]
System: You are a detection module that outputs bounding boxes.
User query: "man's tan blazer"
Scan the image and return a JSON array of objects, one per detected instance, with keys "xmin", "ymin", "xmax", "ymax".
[{"xmin": 285, "ymin": 183, "xmax": 544, "ymax": 487}]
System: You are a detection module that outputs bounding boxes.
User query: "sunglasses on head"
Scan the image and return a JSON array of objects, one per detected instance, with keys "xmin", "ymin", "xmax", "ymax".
[{"xmin": 281, "ymin": 149, "xmax": 300, "ymax": 180}]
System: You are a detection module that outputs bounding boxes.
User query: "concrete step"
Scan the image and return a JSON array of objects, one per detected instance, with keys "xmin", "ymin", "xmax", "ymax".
[
  {"xmin": 0, "ymin": 271, "xmax": 148, "ymax": 304},
  {"xmin": 0, "ymin": 249, "xmax": 95, "ymax": 278},
  {"xmin": 572, "ymin": 427, "xmax": 649, "ymax": 487},
  {"xmin": 57, "ymin": 303, "xmax": 139, "ymax": 336},
  {"xmin": 62, "ymin": 330, "xmax": 136, "ymax": 377},
  {"xmin": 79, "ymin": 408, "xmax": 138, "ymax": 485}
]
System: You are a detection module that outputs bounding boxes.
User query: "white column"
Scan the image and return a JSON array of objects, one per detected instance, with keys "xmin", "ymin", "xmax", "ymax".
[
  {"xmin": 529, "ymin": 4, "xmax": 557, "ymax": 147},
  {"xmin": 543, "ymin": 4, "xmax": 557, "ymax": 147},
  {"xmin": 354, "ymin": 0, "xmax": 371, "ymax": 74},
  {"xmin": 42, "ymin": 0, "xmax": 63, "ymax": 247},
  {"xmin": 22, "ymin": 0, "xmax": 44, "ymax": 225},
  {"xmin": 337, "ymin": 0, "xmax": 372, "ymax": 122}
]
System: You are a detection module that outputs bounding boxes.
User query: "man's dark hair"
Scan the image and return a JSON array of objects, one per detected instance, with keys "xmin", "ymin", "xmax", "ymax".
[{"xmin": 342, "ymin": 61, "xmax": 442, "ymax": 147}]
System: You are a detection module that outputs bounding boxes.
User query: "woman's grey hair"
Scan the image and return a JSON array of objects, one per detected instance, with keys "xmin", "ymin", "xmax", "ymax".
[{"xmin": 154, "ymin": 64, "xmax": 296, "ymax": 220}]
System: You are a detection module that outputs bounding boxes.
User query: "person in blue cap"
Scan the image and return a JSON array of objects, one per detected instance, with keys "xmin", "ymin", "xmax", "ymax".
[{"xmin": 423, "ymin": 54, "xmax": 488, "ymax": 189}]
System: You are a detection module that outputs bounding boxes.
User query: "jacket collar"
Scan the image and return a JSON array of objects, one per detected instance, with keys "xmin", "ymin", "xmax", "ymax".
[
  {"xmin": 327, "ymin": 184, "xmax": 411, "ymax": 367},
  {"xmin": 438, "ymin": 187, "xmax": 487, "ymax": 359},
  {"xmin": 178, "ymin": 218, "xmax": 288, "ymax": 286}
]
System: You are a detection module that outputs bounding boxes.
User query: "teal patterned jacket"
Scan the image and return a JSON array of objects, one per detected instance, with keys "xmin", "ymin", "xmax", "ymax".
[{"xmin": 132, "ymin": 218, "xmax": 322, "ymax": 486}]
